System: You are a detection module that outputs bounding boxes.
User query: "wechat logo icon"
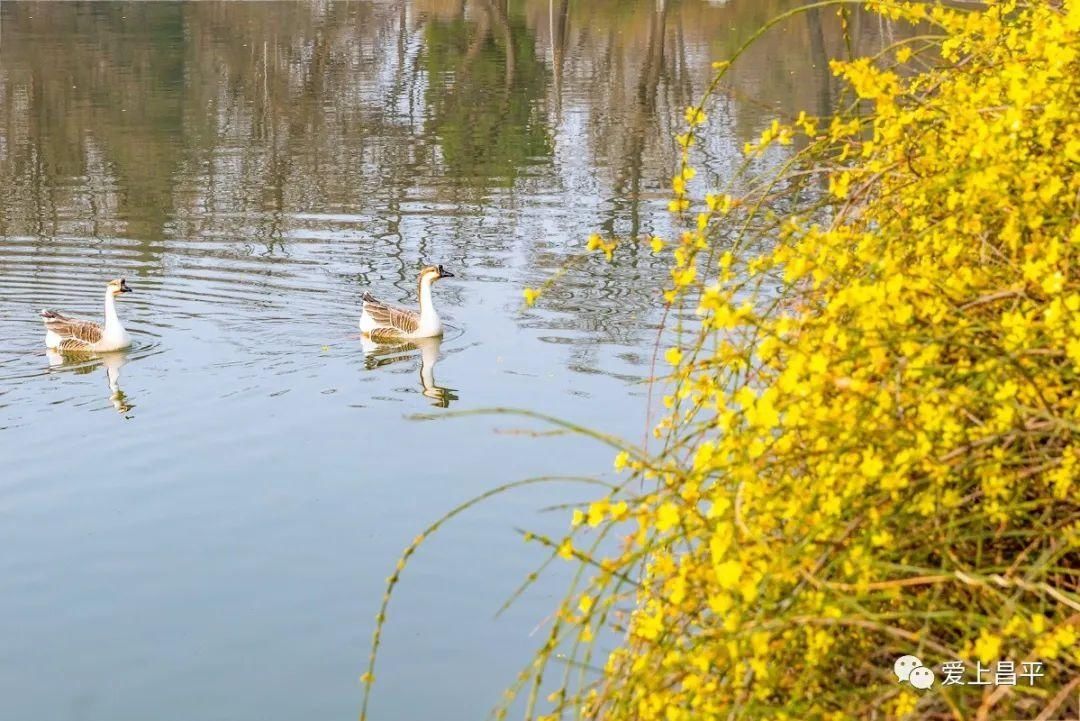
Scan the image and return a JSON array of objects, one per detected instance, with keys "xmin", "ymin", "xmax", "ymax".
[{"xmin": 894, "ymin": 655, "xmax": 935, "ymax": 690}]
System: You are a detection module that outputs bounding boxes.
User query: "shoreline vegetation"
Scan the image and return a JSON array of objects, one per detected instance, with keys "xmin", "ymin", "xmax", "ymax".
[{"xmin": 367, "ymin": 2, "xmax": 1079, "ymax": 719}]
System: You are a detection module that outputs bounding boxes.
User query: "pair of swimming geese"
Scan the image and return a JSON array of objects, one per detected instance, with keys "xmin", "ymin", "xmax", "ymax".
[{"xmin": 40, "ymin": 265, "xmax": 455, "ymax": 352}]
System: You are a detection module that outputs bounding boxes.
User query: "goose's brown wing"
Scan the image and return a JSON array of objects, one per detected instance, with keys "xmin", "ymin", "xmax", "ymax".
[
  {"xmin": 362, "ymin": 293, "xmax": 420, "ymax": 339},
  {"xmin": 40, "ymin": 310, "xmax": 104, "ymax": 345}
]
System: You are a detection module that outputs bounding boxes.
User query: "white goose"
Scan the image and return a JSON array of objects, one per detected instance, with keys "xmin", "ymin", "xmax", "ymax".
[
  {"xmin": 360, "ymin": 265, "xmax": 454, "ymax": 340},
  {"xmin": 40, "ymin": 278, "xmax": 133, "ymax": 352}
]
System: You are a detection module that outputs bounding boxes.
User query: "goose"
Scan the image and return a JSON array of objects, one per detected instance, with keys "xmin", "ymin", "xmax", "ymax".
[
  {"xmin": 360, "ymin": 265, "xmax": 454, "ymax": 340},
  {"xmin": 40, "ymin": 278, "xmax": 133, "ymax": 352}
]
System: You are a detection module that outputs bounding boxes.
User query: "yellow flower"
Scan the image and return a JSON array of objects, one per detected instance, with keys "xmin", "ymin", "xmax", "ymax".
[
  {"xmin": 860, "ymin": 453, "xmax": 884, "ymax": 478},
  {"xmin": 973, "ymin": 630, "xmax": 1002, "ymax": 663},
  {"xmin": 587, "ymin": 500, "xmax": 608, "ymax": 527},
  {"xmin": 684, "ymin": 106, "xmax": 707, "ymax": 126},
  {"xmin": 668, "ymin": 198, "xmax": 690, "ymax": 213},
  {"xmin": 656, "ymin": 502, "xmax": 680, "ymax": 531},
  {"xmin": 829, "ymin": 171, "xmax": 852, "ymax": 199},
  {"xmin": 714, "ymin": 560, "xmax": 742, "ymax": 590},
  {"xmin": 557, "ymin": 538, "xmax": 575, "ymax": 560}
]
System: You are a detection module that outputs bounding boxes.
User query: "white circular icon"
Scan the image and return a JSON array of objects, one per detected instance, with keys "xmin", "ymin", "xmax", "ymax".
[
  {"xmin": 894, "ymin": 655, "xmax": 935, "ymax": 689},
  {"xmin": 893, "ymin": 655, "xmax": 922, "ymax": 682},
  {"xmin": 909, "ymin": 666, "xmax": 935, "ymax": 689}
]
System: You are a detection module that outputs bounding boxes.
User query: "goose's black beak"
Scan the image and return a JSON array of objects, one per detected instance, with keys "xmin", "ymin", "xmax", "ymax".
[
  {"xmin": 120, "ymin": 280, "xmax": 132, "ymax": 293},
  {"xmin": 438, "ymin": 266, "xmax": 454, "ymax": 278}
]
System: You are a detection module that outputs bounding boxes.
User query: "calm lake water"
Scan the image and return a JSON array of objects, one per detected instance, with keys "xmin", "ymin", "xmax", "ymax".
[{"xmin": 0, "ymin": 2, "xmax": 890, "ymax": 719}]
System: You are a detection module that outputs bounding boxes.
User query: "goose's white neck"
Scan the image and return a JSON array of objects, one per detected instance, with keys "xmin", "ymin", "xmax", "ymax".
[
  {"xmin": 104, "ymin": 290, "xmax": 125, "ymax": 335},
  {"xmin": 414, "ymin": 273, "xmax": 444, "ymax": 336},
  {"xmin": 418, "ymin": 274, "xmax": 440, "ymax": 325}
]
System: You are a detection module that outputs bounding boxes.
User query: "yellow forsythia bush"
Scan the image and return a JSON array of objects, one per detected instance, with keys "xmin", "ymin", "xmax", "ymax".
[{"xmin": 528, "ymin": 2, "xmax": 1080, "ymax": 720}]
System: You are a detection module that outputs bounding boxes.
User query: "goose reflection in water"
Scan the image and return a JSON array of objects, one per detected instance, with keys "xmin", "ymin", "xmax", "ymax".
[
  {"xmin": 360, "ymin": 335, "xmax": 458, "ymax": 408},
  {"xmin": 46, "ymin": 349, "xmax": 135, "ymax": 417}
]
